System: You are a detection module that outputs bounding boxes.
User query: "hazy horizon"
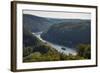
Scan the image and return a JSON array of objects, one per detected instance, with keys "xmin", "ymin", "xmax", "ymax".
[{"xmin": 23, "ymin": 10, "xmax": 91, "ymax": 20}]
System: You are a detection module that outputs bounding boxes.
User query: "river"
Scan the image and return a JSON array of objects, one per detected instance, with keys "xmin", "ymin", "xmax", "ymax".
[{"xmin": 32, "ymin": 32, "xmax": 77, "ymax": 55}]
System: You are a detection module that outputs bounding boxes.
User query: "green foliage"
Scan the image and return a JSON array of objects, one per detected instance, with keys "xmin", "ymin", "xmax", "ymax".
[
  {"xmin": 23, "ymin": 47, "xmax": 33, "ymax": 57},
  {"xmin": 23, "ymin": 14, "xmax": 91, "ymax": 62},
  {"xmin": 76, "ymin": 44, "xmax": 91, "ymax": 59},
  {"xmin": 23, "ymin": 44, "xmax": 91, "ymax": 62},
  {"xmin": 60, "ymin": 53, "xmax": 85, "ymax": 60},
  {"xmin": 23, "ymin": 45, "xmax": 61, "ymax": 62}
]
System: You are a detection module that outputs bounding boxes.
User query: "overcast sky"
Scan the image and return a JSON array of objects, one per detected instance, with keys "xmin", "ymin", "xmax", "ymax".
[{"xmin": 23, "ymin": 10, "xmax": 91, "ymax": 19}]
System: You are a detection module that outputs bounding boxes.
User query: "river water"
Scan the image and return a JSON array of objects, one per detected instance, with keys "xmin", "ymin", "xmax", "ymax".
[{"xmin": 32, "ymin": 32, "xmax": 77, "ymax": 55}]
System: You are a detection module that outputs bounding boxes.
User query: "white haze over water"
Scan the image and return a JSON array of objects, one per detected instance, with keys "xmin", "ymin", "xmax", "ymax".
[{"xmin": 23, "ymin": 10, "xmax": 91, "ymax": 19}]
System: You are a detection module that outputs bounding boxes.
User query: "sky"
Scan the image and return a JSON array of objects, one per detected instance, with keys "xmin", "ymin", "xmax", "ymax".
[{"xmin": 23, "ymin": 10, "xmax": 91, "ymax": 19}]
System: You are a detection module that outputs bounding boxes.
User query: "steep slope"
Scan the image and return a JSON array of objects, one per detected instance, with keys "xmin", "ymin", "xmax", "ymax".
[
  {"xmin": 23, "ymin": 14, "xmax": 83, "ymax": 32},
  {"xmin": 23, "ymin": 14, "xmax": 52, "ymax": 32},
  {"xmin": 23, "ymin": 27, "xmax": 62, "ymax": 61},
  {"xmin": 41, "ymin": 20, "xmax": 91, "ymax": 48},
  {"xmin": 23, "ymin": 27, "xmax": 42, "ymax": 48}
]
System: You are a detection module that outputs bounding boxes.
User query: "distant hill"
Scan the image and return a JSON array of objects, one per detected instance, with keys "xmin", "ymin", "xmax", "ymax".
[
  {"xmin": 41, "ymin": 20, "xmax": 91, "ymax": 48},
  {"xmin": 23, "ymin": 14, "xmax": 53, "ymax": 32},
  {"xmin": 23, "ymin": 14, "xmax": 86, "ymax": 32},
  {"xmin": 23, "ymin": 14, "xmax": 91, "ymax": 61}
]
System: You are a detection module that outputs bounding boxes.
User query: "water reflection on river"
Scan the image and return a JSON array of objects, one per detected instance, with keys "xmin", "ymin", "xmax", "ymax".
[{"xmin": 32, "ymin": 32, "xmax": 77, "ymax": 55}]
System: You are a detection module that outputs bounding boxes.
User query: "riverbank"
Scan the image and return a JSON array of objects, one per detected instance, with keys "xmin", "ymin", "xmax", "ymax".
[{"xmin": 32, "ymin": 32, "xmax": 77, "ymax": 55}]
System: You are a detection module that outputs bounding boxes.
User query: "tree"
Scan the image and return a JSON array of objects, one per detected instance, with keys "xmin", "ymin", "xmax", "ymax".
[
  {"xmin": 23, "ymin": 47, "xmax": 33, "ymax": 57},
  {"xmin": 77, "ymin": 44, "xmax": 91, "ymax": 59}
]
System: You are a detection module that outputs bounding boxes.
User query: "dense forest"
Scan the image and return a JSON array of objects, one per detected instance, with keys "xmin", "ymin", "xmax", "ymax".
[{"xmin": 23, "ymin": 14, "xmax": 91, "ymax": 62}]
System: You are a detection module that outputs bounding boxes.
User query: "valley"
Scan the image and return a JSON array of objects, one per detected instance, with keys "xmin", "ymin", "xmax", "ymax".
[
  {"xmin": 23, "ymin": 14, "xmax": 91, "ymax": 62},
  {"xmin": 32, "ymin": 32, "xmax": 77, "ymax": 55}
]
